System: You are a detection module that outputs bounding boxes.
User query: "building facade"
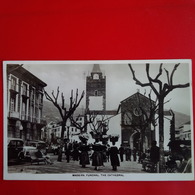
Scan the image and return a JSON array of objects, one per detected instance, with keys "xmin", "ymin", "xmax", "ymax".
[
  {"xmin": 178, "ymin": 121, "xmax": 191, "ymax": 141},
  {"xmin": 120, "ymin": 92, "xmax": 156, "ymax": 152},
  {"xmin": 7, "ymin": 64, "xmax": 47, "ymax": 143},
  {"xmin": 44, "ymin": 116, "xmax": 85, "ymax": 144}
]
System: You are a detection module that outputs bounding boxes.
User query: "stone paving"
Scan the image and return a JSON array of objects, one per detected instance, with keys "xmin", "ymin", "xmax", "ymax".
[{"xmin": 8, "ymin": 154, "xmax": 147, "ymax": 174}]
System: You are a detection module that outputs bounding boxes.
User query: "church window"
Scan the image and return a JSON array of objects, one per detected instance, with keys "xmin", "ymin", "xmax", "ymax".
[
  {"xmin": 94, "ymin": 90, "xmax": 98, "ymax": 96},
  {"xmin": 124, "ymin": 112, "xmax": 132, "ymax": 125}
]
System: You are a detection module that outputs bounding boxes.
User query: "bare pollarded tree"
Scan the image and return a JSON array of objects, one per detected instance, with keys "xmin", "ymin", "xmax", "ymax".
[
  {"xmin": 44, "ymin": 87, "xmax": 84, "ymax": 141},
  {"xmin": 69, "ymin": 111, "xmax": 96, "ymax": 135},
  {"xmin": 136, "ymin": 90, "xmax": 158, "ymax": 152},
  {"xmin": 89, "ymin": 113, "xmax": 110, "ymax": 143},
  {"xmin": 129, "ymin": 63, "xmax": 190, "ymax": 172}
]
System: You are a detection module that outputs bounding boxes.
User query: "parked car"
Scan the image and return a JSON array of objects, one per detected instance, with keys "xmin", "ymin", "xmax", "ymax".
[
  {"xmin": 28, "ymin": 140, "xmax": 48, "ymax": 154},
  {"xmin": 18, "ymin": 146, "xmax": 52, "ymax": 164},
  {"xmin": 18, "ymin": 146, "xmax": 38, "ymax": 162},
  {"xmin": 8, "ymin": 137, "xmax": 24, "ymax": 163}
]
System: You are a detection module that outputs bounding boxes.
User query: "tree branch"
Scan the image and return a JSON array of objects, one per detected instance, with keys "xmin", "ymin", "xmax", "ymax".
[
  {"xmin": 170, "ymin": 63, "xmax": 180, "ymax": 85},
  {"xmin": 164, "ymin": 83, "xmax": 190, "ymax": 97},
  {"xmin": 154, "ymin": 63, "xmax": 163, "ymax": 80},
  {"xmin": 128, "ymin": 64, "xmax": 151, "ymax": 87},
  {"xmin": 164, "ymin": 68, "xmax": 170, "ymax": 85},
  {"xmin": 44, "ymin": 89, "xmax": 64, "ymax": 119},
  {"xmin": 146, "ymin": 63, "xmax": 160, "ymax": 96}
]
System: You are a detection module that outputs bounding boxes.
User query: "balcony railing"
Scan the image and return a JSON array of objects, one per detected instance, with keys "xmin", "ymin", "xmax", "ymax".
[{"xmin": 9, "ymin": 111, "xmax": 20, "ymax": 119}]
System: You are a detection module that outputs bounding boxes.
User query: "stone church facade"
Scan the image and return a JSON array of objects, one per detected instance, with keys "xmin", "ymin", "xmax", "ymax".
[{"xmin": 120, "ymin": 92, "xmax": 156, "ymax": 152}]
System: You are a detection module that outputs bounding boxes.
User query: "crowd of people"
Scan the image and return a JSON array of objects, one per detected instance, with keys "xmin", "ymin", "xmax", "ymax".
[
  {"xmin": 39, "ymin": 138, "xmax": 191, "ymax": 173},
  {"xmin": 53, "ymin": 136, "xmax": 149, "ymax": 171},
  {"xmin": 58, "ymin": 137, "xmax": 121, "ymax": 171},
  {"xmin": 49, "ymin": 137, "xmax": 159, "ymax": 172}
]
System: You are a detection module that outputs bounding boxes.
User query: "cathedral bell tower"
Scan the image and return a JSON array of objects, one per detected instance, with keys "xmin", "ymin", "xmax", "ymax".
[{"xmin": 86, "ymin": 64, "xmax": 106, "ymax": 112}]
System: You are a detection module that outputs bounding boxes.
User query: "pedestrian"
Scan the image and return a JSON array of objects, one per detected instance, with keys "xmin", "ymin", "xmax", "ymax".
[
  {"xmin": 139, "ymin": 151, "xmax": 146, "ymax": 164},
  {"xmin": 177, "ymin": 145, "xmax": 192, "ymax": 173},
  {"xmin": 65, "ymin": 140, "xmax": 72, "ymax": 163},
  {"xmin": 72, "ymin": 141, "xmax": 80, "ymax": 161},
  {"xmin": 57, "ymin": 145, "xmax": 63, "ymax": 162},
  {"xmin": 150, "ymin": 140, "xmax": 160, "ymax": 172},
  {"xmin": 110, "ymin": 141, "xmax": 120, "ymax": 171},
  {"xmin": 92, "ymin": 138, "xmax": 104, "ymax": 170},
  {"xmin": 125, "ymin": 146, "xmax": 131, "ymax": 161},
  {"xmin": 119, "ymin": 144, "xmax": 125, "ymax": 162},
  {"xmin": 78, "ymin": 134, "xmax": 90, "ymax": 168},
  {"xmin": 133, "ymin": 147, "xmax": 137, "ymax": 162},
  {"xmin": 106, "ymin": 144, "xmax": 110, "ymax": 162}
]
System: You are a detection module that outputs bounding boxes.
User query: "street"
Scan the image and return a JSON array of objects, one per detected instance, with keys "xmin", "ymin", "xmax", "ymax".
[{"xmin": 8, "ymin": 153, "xmax": 147, "ymax": 174}]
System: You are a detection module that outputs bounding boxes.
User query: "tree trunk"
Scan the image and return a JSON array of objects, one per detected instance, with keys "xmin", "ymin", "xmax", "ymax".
[
  {"xmin": 57, "ymin": 122, "xmax": 66, "ymax": 162},
  {"xmin": 158, "ymin": 96, "xmax": 165, "ymax": 173},
  {"xmin": 61, "ymin": 122, "xmax": 66, "ymax": 140}
]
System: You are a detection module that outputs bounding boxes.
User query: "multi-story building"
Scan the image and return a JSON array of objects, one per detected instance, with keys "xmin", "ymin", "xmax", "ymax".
[
  {"xmin": 178, "ymin": 121, "xmax": 191, "ymax": 141},
  {"xmin": 44, "ymin": 116, "xmax": 85, "ymax": 144},
  {"xmin": 6, "ymin": 64, "xmax": 47, "ymax": 143}
]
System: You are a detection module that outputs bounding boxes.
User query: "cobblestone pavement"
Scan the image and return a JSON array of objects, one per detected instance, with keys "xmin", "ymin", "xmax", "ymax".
[{"xmin": 8, "ymin": 154, "xmax": 147, "ymax": 174}]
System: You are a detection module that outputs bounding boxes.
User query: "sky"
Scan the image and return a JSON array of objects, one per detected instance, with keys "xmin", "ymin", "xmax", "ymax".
[{"xmin": 21, "ymin": 60, "xmax": 192, "ymax": 116}]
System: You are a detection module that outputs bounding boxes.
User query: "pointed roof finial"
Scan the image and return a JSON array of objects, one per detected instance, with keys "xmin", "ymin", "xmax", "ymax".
[{"xmin": 92, "ymin": 64, "xmax": 101, "ymax": 73}]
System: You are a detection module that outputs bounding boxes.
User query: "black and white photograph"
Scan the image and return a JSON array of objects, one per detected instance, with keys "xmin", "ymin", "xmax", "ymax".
[{"xmin": 3, "ymin": 60, "xmax": 194, "ymax": 181}]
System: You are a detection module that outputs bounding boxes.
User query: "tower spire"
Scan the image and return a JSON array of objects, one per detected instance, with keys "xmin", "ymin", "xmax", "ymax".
[{"xmin": 92, "ymin": 64, "xmax": 101, "ymax": 73}]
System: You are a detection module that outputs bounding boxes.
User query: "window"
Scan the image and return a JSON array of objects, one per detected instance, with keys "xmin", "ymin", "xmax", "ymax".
[
  {"xmin": 23, "ymin": 83, "xmax": 28, "ymax": 96},
  {"xmin": 35, "ymin": 108, "xmax": 39, "ymax": 118},
  {"xmin": 36, "ymin": 93, "xmax": 39, "ymax": 103},
  {"xmin": 30, "ymin": 88, "xmax": 35, "ymax": 100},
  {"xmin": 124, "ymin": 112, "xmax": 132, "ymax": 125},
  {"xmin": 39, "ymin": 94, "xmax": 43, "ymax": 103},
  {"xmin": 10, "ymin": 97, "xmax": 16, "ymax": 112},
  {"xmin": 94, "ymin": 90, "xmax": 98, "ymax": 96},
  {"xmin": 22, "ymin": 102, "xmax": 26, "ymax": 114},
  {"xmin": 11, "ymin": 76, "xmax": 17, "ymax": 91},
  {"xmin": 30, "ymin": 105, "xmax": 34, "ymax": 118}
]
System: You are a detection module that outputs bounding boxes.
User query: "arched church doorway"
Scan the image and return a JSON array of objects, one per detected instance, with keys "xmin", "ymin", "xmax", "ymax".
[{"xmin": 130, "ymin": 131, "xmax": 140, "ymax": 150}]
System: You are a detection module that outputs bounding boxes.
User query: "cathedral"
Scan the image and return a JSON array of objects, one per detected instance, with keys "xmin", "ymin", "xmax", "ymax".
[
  {"xmin": 85, "ymin": 64, "xmax": 155, "ymax": 150},
  {"xmin": 119, "ymin": 92, "xmax": 155, "ymax": 151}
]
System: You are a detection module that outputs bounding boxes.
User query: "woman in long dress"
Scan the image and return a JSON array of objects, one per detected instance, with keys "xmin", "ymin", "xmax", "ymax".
[
  {"xmin": 78, "ymin": 134, "xmax": 90, "ymax": 168},
  {"xmin": 110, "ymin": 141, "xmax": 120, "ymax": 171},
  {"xmin": 92, "ymin": 139, "xmax": 104, "ymax": 170},
  {"xmin": 79, "ymin": 141, "xmax": 90, "ymax": 168}
]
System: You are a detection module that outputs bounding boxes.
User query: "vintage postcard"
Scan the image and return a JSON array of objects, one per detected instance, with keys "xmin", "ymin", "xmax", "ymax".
[{"xmin": 3, "ymin": 60, "xmax": 194, "ymax": 181}]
